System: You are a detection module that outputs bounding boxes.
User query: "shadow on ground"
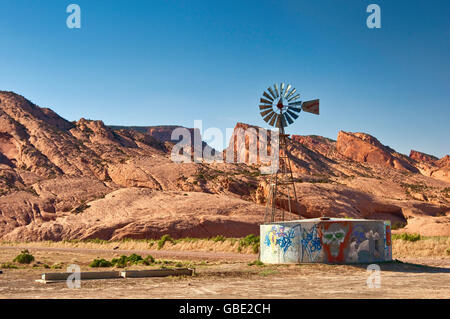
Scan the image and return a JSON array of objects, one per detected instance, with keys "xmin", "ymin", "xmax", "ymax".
[{"xmin": 345, "ymin": 259, "xmax": 450, "ymax": 274}]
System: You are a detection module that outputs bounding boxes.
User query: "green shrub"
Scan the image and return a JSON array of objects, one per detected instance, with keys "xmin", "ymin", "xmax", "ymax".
[
  {"xmin": 13, "ymin": 250, "xmax": 35, "ymax": 264},
  {"xmin": 105, "ymin": 254, "xmax": 152, "ymax": 267},
  {"xmin": 248, "ymin": 260, "xmax": 264, "ymax": 266},
  {"xmin": 89, "ymin": 258, "xmax": 113, "ymax": 267},
  {"xmin": 143, "ymin": 255, "xmax": 155, "ymax": 264},
  {"xmin": 392, "ymin": 233, "xmax": 421, "ymax": 242},
  {"xmin": 391, "ymin": 222, "xmax": 406, "ymax": 230},
  {"xmin": 211, "ymin": 235, "xmax": 226, "ymax": 242},
  {"xmin": 1, "ymin": 262, "xmax": 18, "ymax": 269},
  {"xmin": 158, "ymin": 234, "xmax": 174, "ymax": 249},
  {"xmin": 238, "ymin": 234, "xmax": 260, "ymax": 253},
  {"xmin": 111, "ymin": 256, "xmax": 128, "ymax": 268},
  {"xmin": 127, "ymin": 253, "xmax": 143, "ymax": 263}
]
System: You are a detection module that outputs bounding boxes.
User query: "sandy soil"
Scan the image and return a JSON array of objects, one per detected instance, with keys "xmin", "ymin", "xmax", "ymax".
[{"xmin": 0, "ymin": 246, "xmax": 449, "ymax": 299}]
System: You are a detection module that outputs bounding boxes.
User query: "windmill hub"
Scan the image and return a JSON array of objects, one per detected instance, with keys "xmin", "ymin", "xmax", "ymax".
[{"xmin": 276, "ymin": 98, "xmax": 285, "ymax": 111}]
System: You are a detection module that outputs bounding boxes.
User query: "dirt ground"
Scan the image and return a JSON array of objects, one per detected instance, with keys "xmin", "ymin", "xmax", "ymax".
[{"xmin": 0, "ymin": 245, "xmax": 449, "ymax": 299}]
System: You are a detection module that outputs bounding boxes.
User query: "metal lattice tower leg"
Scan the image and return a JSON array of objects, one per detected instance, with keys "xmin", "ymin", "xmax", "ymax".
[{"xmin": 264, "ymin": 127, "xmax": 298, "ymax": 223}]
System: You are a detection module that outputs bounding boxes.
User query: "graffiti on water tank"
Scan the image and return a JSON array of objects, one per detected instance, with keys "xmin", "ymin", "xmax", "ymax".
[
  {"xmin": 348, "ymin": 225, "xmax": 383, "ymax": 263},
  {"xmin": 264, "ymin": 225, "xmax": 296, "ymax": 253},
  {"xmin": 320, "ymin": 222, "xmax": 351, "ymax": 263},
  {"xmin": 384, "ymin": 222, "xmax": 392, "ymax": 260},
  {"xmin": 300, "ymin": 224, "xmax": 322, "ymax": 262},
  {"xmin": 260, "ymin": 220, "xmax": 393, "ymax": 264}
]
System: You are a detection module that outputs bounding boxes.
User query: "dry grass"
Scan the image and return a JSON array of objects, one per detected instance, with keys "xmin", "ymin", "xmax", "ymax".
[
  {"xmin": 0, "ymin": 238, "xmax": 257, "ymax": 254},
  {"xmin": 1, "ymin": 236, "xmax": 448, "ymax": 258},
  {"xmin": 392, "ymin": 236, "xmax": 450, "ymax": 258}
]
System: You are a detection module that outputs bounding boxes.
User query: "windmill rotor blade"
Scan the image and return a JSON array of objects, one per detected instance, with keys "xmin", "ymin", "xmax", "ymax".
[
  {"xmin": 283, "ymin": 112, "xmax": 294, "ymax": 125},
  {"xmin": 267, "ymin": 87, "xmax": 276, "ymax": 99},
  {"xmin": 263, "ymin": 91, "xmax": 274, "ymax": 101},
  {"xmin": 259, "ymin": 104, "xmax": 272, "ymax": 110},
  {"xmin": 288, "ymin": 100, "xmax": 303, "ymax": 106},
  {"xmin": 260, "ymin": 98, "xmax": 273, "ymax": 105},
  {"xmin": 284, "ymin": 84, "xmax": 292, "ymax": 97},
  {"xmin": 281, "ymin": 114, "xmax": 288, "ymax": 127},
  {"xmin": 288, "ymin": 94, "xmax": 301, "ymax": 102},
  {"xmin": 273, "ymin": 84, "xmax": 279, "ymax": 97},
  {"xmin": 276, "ymin": 114, "xmax": 287, "ymax": 128},
  {"xmin": 288, "ymin": 106, "xmax": 302, "ymax": 113},
  {"xmin": 269, "ymin": 113, "xmax": 278, "ymax": 126},
  {"xmin": 263, "ymin": 111, "xmax": 276, "ymax": 123},
  {"xmin": 260, "ymin": 109, "xmax": 273, "ymax": 117},
  {"xmin": 280, "ymin": 83, "xmax": 285, "ymax": 96},
  {"xmin": 286, "ymin": 88, "xmax": 296, "ymax": 99},
  {"xmin": 286, "ymin": 109, "xmax": 299, "ymax": 119},
  {"xmin": 301, "ymin": 99, "xmax": 320, "ymax": 115},
  {"xmin": 275, "ymin": 115, "xmax": 282, "ymax": 128}
]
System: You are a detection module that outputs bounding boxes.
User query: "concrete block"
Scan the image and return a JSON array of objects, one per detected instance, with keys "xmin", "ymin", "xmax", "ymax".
[
  {"xmin": 41, "ymin": 271, "xmax": 122, "ymax": 281},
  {"xmin": 120, "ymin": 268, "xmax": 194, "ymax": 278}
]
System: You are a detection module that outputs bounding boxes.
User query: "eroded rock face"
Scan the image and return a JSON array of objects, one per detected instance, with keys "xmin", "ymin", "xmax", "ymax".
[
  {"xmin": 291, "ymin": 135, "xmax": 337, "ymax": 159},
  {"xmin": 431, "ymin": 156, "xmax": 450, "ymax": 183},
  {"xmin": 410, "ymin": 150, "xmax": 438, "ymax": 165},
  {"xmin": 336, "ymin": 131, "xmax": 419, "ymax": 173},
  {"xmin": 410, "ymin": 150, "xmax": 450, "ymax": 183},
  {"xmin": 2, "ymin": 189, "xmax": 272, "ymax": 241}
]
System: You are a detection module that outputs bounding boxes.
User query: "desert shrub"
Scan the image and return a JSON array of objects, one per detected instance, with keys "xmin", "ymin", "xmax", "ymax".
[
  {"xmin": 248, "ymin": 260, "xmax": 264, "ymax": 266},
  {"xmin": 392, "ymin": 233, "xmax": 421, "ymax": 242},
  {"xmin": 127, "ymin": 253, "xmax": 143, "ymax": 263},
  {"xmin": 158, "ymin": 234, "xmax": 174, "ymax": 249},
  {"xmin": 238, "ymin": 234, "xmax": 260, "ymax": 253},
  {"xmin": 111, "ymin": 256, "xmax": 128, "ymax": 268},
  {"xmin": 142, "ymin": 255, "xmax": 155, "ymax": 265},
  {"xmin": 13, "ymin": 250, "xmax": 35, "ymax": 264},
  {"xmin": 89, "ymin": 258, "xmax": 113, "ymax": 268},
  {"xmin": 106, "ymin": 254, "xmax": 152, "ymax": 267},
  {"xmin": 442, "ymin": 187, "xmax": 450, "ymax": 198},
  {"xmin": 391, "ymin": 222, "xmax": 406, "ymax": 230},
  {"xmin": 1, "ymin": 262, "xmax": 18, "ymax": 269},
  {"xmin": 72, "ymin": 201, "xmax": 91, "ymax": 214},
  {"xmin": 211, "ymin": 235, "xmax": 226, "ymax": 243}
]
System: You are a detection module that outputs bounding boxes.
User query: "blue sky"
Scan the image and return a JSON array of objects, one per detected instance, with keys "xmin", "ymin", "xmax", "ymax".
[{"xmin": 0, "ymin": 0, "xmax": 449, "ymax": 157}]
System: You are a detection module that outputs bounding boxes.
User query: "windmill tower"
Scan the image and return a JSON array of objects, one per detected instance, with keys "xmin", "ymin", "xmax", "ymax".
[{"xmin": 259, "ymin": 83, "xmax": 320, "ymax": 223}]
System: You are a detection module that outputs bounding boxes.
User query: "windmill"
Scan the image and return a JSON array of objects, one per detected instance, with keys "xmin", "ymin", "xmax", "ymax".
[{"xmin": 259, "ymin": 83, "xmax": 320, "ymax": 222}]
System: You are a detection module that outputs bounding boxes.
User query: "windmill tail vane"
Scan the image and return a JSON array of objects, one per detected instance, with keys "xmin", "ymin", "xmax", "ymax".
[{"xmin": 259, "ymin": 83, "xmax": 320, "ymax": 223}]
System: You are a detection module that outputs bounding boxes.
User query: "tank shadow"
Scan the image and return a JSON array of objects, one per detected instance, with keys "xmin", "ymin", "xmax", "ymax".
[{"xmin": 344, "ymin": 259, "xmax": 450, "ymax": 274}]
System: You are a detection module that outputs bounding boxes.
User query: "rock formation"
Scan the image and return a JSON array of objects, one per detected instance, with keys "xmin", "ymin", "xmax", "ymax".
[{"xmin": 0, "ymin": 91, "xmax": 448, "ymax": 240}]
